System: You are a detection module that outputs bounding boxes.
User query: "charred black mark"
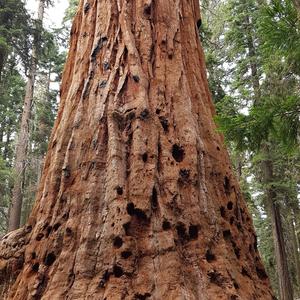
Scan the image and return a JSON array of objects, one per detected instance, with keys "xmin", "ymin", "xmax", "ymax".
[
  {"xmin": 133, "ymin": 75, "xmax": 140, "ymax": 82},
  {"xmin": 32, "ymin": 262, "xmax": 39, "ymax": 272},
  {"xmin": 227, "ymin": 201, "xmax": 233, "ymax": 210},
  {"xmin": 65, "ymin": 227, "xmax": 72, "ymax": 236},
  {"xmin": 113, "ymin": 236, "xmax": 123, "ymax": 249},
  {"xmin": 178, "ymin": 169, "xmax": 190, "ymax": 185},
  {"xmin": 223, "ymin": 230, "xmax": 231, "ymax": 240},
  {"xmin": 189, "ymin": 225, "xmax": 199, "ymax": 240},
  {"xmin": 241, "ymin": 267, "xmax": 251, "ymax": 278},
  {"xmin": 134, "ymin": 293, "xmax": 151, "ymax": 300},
  {"xmin": 172, "ymin": 144, "xmax": 185, "ymax": 162},
  {"xmin": 143, "ymin": 3, "xmax": 152, "ymax": 18},
  {"xmin": 123, "ymin": 222, "xmax": 131, "ymax": 236},
  {"xmin": 26, "ymin": 225, "xmax": 33, "ymax": 233},
  {"xmin": 233, "ymin": 281, "xmax": 239, "ymax": 289},
  {"xmin": 116, "ymin": 186, "xmax": 123, "ymax": 196},
  {"xmin": 230, "ymin": 216, "xmax": 235, "ymax": 225},
  {"xmin": 208, "ymin": 270, "xmax": 226, "ymax": 287},
  {"xmin": 121, "ymin": 251, "xmax": 132, "ymax": 259},
  {"xmin": 127, "ymin": 203, "xmax": 148, "ymax": 222},
  {"xmin": 113, "ymin": 265, "xmax": 124, "ymax": 278},
  {"xmin": 46, "ymin": 226, "xmax": 52, "ymax": 237},
  {"xmin": 142, "ymin": 153, "xmax": 148, "ymax": 163},
  {"xmin": 159, "ymin": 116, "xmax": 169, "ymax": 132},
  {"xmin": 176, "ymin": 222, "xmax": 187, "ymax": 240},
  {"xmin": 217, "ymin": 146, "xmax": 220, "ymax": 151},
  {"xmin": 256, "ymin": 267, "xmax": 268, "ymax": 280},
  {"xmin": 36, "ymin": 233, "xmax": 44, "ymax": 241},
  {"xmin": 99, "ymin": 270, "xmax": 110, "ymax": 288},
  {"xmin": 91, "ymin": 37, "xmax": 108, "ymax": 61},
  {"xmin": 140, "ymin": 109, "xmax": 149, "ymax": 120},
  {"xmin": 44, "ymin": 252, "xmax": 56, "ymax": 267},
  {"xmin": 53, "ymin": 223, "xmax": 61, "ymax": 232},
  {"xmin": 99, "ymin": 80, "xmax": 107, "ymax": 88},
  {"xmin": 197, "ymin": 18, "xmax": 202, "ymax": 30},
  {"xmin": 31, "ymin": 252, "xmax": 37, "ymax": 259},
  {"xmin": 231, "ymin": 240, "xmax": 241, "ymax": 259},
  {"xmin": 162, "ymin": 220, "xmax": 171, "ymax": 231},
  {"xmin": 84, "ymin": 2, "xmax": 90, "ymax": 14},
  {"xmin": 254, "ymin": 235, "xmax": 258, "ymax": 251},
  {"xmin": 231, "ymin": 295, "xmax": 238, "ymax": 300},
  {"xmin": 206, "ymin": 249, "xmax": 216, "ymax": 263},
  {"xmin": 224, "ymin": 176, "xmax": 230, "ymax": 194},
  {"xmin": 220, "ymin": 206, "xmax": 226, "ymax": 218},
  {"xmin": 103, "ymin": 61, "xmax": 110, "ymax": 71},
  {"xmin": 151, "ymin": 187, "xmax": 158, "ymax": 209}
]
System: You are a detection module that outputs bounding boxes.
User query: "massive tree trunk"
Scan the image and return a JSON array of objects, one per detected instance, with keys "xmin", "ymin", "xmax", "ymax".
[
  {"xmin": 1, "ymin": 0, "xmax": 274, "ymax": 299},
  {"xmin": 8, "ymin": 0, "xmax": 46, "ymax": 231}
]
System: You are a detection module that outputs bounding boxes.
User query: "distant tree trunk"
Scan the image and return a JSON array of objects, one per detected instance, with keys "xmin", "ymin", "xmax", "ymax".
[
  {"xmin": 292, "ymin": 0, "xmax": 300, "ymax": 17},
  {"xmin": 245, "ymin": 11, "xmax": 294, "ymax": 298},
  {"xmin": 8, "ymin": 0, "xmax": 45, "ymax": 232},
  {"xmin": 1, "ymin": 1, "xmax": 274, "ymax": 299},
  {"xmin": 261, "ymin": 152, "xmax": 293, "ymax": 300}
]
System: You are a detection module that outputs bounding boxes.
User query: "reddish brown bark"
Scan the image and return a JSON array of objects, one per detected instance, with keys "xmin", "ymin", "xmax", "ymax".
[{"xmin": 0, "ymin": 0, "xmax": 274, "ymax": 299}]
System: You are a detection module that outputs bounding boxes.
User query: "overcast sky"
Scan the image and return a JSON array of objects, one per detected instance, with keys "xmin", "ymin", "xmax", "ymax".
[{"xmin": 26, "ymin": 0, "xmax": 69, "ymax": 29}]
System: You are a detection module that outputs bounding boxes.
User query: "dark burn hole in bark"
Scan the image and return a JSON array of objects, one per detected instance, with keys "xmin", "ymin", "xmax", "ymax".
[
  {"xmin": 176, "ymin": 222, "xmax": 187, "ymax": 240},
  {"xmin": 65, "ymin": 227, "xmax": 72, "ymax": 236},
  {"xmin": 189, "ymin": 225, "xmax": 199, "ymax": 239},
  {"xmin": 224, "ymin": 176, "xmax": 230, "ymax": 194},
  {"xmin": 126, "ymin": 203, "xmax": 148, "ymax": 222},
  {"xmin": 84, "ymin": 2, "xmax": 90, "ymax": 14},
  {"xmin": 140, "ymin": 109, "xmax": 149, "ymax": 120},
  {"xmin": 32, "ymin": 262, "xmax": 39, "ymax": 272},
  {"xmin": 227, "ymin": 201, "xmax": 233, "ymax": 210},
  {"xmin": 113, "ymin": 265, "xmax": 124, "ymax": 278},
  {"xmin": 91, "ymin": 37, "xmax": 108, "ymax": 61},
  {"xmin": 116, "ymin": 186, "xmax": 123, "ymax": 195},
  {"xmin": 121, "ymin": 251, "xmax": 132, "ymax": 259},
  {"xmin": 172, "ymin": 144, "xmax": 185, "ymax": 162},
  {"xmin": 151, "ymin": 187, "xmax": 158, "ymax": 209},
  {"xmin": 231, "ymin": 240, "xmax": 241, "ymax": 259},
  {"xmin": 103, "ymin": 61, "xmax": 110, "ymax": 71},
  {"xmin": 208, "ymin": 270, "xmax": 226, "ymax": 287},
  {"xmin": 217, "ymin": 146, "xmax": 220, "ymax": 151},
  {"xmin": 197, "ymin": 18, "xmax": 202, "ymax": 30},
  {"xmin": 113, "ymin": 236, "xmax": 123, "ymax": 249},
  {"xmin": 62, "ymin": 166, "xmax": 71, "ymax": 178},
  {"xmin": 178, "ymin": 169, "xmax": 190, "ymax": 184},
  {"xmin": 53, "ymin": 223, "xmax": 61, "ymax": 231},
  {"xmin": 254, "ymin": 235, "xmax": 258, "ymax": 251},
  {"xmin": 46, "ymin": 226, "xmax": 52, "ymax": 237},
  {"xmin": 36, "ymin": 233, "xmax": 44, "ymax": 241},
  {"xmin": 44, "ymin": 252, "xmax": 56, "ymax": 267},
  {"xmin": 231, "ymin": 295, "xmax": 238, "ymax": 300},
  {"xmin": 142, "ymin": 152, "xmax": 148, "ymax": 163},
  {"xmin": 162, "ymin": 220, "xmax": 171, "ymax": 230},
  {"xmin": 133, "ymin": 75, "xmax": 140, "ymax": 83},
  {"xmin": 159, "ymin": 116, "xmax": 169, "ymax": 132},
  {"xmin": 220, "ymin": 206, "xmax": 226, "ymax": 218},
  {"xmin": 123, "ymin": 222, "xmax": 131, "ymax": 235},
  {"xmin": 233, "ymin": 281, "xmax": 239, "ymax": 289},
  {"xmin": 31, "ymin": 252, "xmax": 37, "ymax": 259},
  {"xmin": 26, "ymin": 225, "xmax": 33, "ymax": 233},
  {"xmin": 256, "ymin": 267, "xmax": 268, "ymax": 280},
  {"xmin": 205, "ymin": 249, "xmax": 216, "ymax": 263},
  {"xmin": 134, "ymin": 293, "xmax": 151, "ymax": 300},
  {"xmin": 143, "ymin": 3, "xmax": 152, "ymax": 17},
  {"xmin": 99, "ymin": 80, "xmax": 107, "ymax": 88},
  {"xmin": 223, "ymin": 229, "xmax": 231, "ymax": 240},
  {"xmin": 99, "ymin": 270, "xmax": 110, "ymax": 288},
  {"xmin": 241, "ymin": 267, "xmax": 251, "ymax": 278},
  {"xmin": 127, "ymin": 203, "xmax": 135, "ymax": 216}
]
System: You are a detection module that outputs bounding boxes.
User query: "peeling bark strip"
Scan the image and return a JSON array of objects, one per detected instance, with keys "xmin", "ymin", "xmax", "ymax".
[{"xmin": 0, "ymin": 0, "xmax": 274, "ymax": 299}]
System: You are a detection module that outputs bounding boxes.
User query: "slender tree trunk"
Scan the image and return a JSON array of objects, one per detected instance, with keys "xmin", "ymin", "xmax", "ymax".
[
  {"xmin": 292, "ymin": 0, "xmax": 300, "ymax": 17},
  {"xmin": 261, "ymin": 151, "xmax": 293, "ymax": 300},
  {"xmin": 8, "ymin": 0, "xmax": 45, "ymax": 232},
  {"xmin": 290, "ymin": 214, "xmax": 300, "ymax": 291},
  {"xmin": 0, "ymin": 1, "xmax": 274, "ymax": 299},
  {"xmin": 245, "ymin": 12, "xmax": 294, "ymax": 298}
]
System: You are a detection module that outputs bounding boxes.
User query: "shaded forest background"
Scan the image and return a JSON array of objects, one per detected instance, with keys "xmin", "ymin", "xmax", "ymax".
[{"xmin": 0, "ymin": 0, "xmax": 299, "ymax": 298}]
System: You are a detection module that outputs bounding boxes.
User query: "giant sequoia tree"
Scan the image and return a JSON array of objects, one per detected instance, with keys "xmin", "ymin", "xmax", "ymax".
[{"xmin": 0, "ymin": 1, "xmax": 275, "ymax": 299}]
